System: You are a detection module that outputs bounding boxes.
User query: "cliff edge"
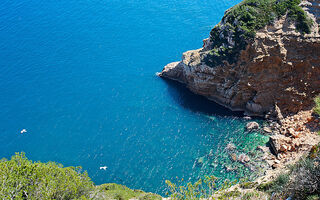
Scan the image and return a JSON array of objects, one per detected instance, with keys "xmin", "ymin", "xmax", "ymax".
[{"xmin": 158, "ymin": 0, "xmax": 320, "ymax": 118}]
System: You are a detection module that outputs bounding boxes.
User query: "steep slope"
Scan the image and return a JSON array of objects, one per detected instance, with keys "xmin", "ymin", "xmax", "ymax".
[{"xmin": 158, "ymin": 0, "xmax": 320, "ymax": 118}]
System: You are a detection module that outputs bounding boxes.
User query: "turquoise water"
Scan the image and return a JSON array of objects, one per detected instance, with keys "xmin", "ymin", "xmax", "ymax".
[{"xmin": 0, "ymin": 0, "xmax": 268, "ymax": 195}]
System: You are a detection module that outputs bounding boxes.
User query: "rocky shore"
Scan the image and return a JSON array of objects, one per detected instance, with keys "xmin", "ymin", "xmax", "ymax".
[
  {"xmin": 158, "ymin": 0, "xmax": 320, "ymax": 118},
  {"xmin": 158, "ymin": 0, "xmax": 320, "ymax": 192},
  {"xmin": 257, "ymin": 109, "xmax": 320, "ymax": 182}
]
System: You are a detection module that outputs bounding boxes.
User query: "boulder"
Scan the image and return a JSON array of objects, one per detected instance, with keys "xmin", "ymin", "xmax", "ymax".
[
  {"xmin": 275, "ymin": 104, "xmax": 284, "ymax": 123},
  {"xmin": 230, "ymin": 153, "xmax": 237, "ymax": 162},
  {"xmin": 272, "ymin": 163, "xmax": 280, "ymax": 169},
  {"xmin": 243, "ymin": 116, "xmax": 252, "ymax": 120},
  {"xmin": 279, "ymin": 144, "xmax": 288, "ymax": 152},
  {"xmin": 269, "ymin": 135, "xmax": 291, "ymax": 155},
  {"xmin": 198, "ymin": 156, "xmax": 205, "ymax": 165},
  {"xmin": 225, "ymin": 165, "xmax": 234, "ymax": 172},
  {"xmin": 257, "ymin": 145, "xmax": 269, "ymax": 153},
  {"xmin": 246, "ymin": 122, "xmax": 260, "ymax": 131},
  {"xmin": 194, "ymin": 156, "xmax": 205, "ymax": 167},
  {"xmin": 208, "ymin": 149, "xmax": 214, "ymax": 158},
  {"xmin": 287, "ymin": 128, "xmax": 301, "ymax": 138},
  {"xmin": 238, "ymin": 153, "xmax": 250, "ymax": 163},
  {"xmin": 226, "ymin": 143, "xmax": 236, "ymax": 151},
  {"xmin": 263, "ymin": 127, "xmax": 273, "ymax": 133}
]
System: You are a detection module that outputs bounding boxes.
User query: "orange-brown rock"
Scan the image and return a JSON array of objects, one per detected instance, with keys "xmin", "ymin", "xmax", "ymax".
[
  {"xmin": 269, "ymin": 135, "xmax": 291, "ymax": 155},
  {"xmin": 158, "ymin": 3, "xmax": 320, "ymax": 117}
]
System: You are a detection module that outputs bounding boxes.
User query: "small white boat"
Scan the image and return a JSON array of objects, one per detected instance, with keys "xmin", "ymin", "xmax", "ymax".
[{"xmin": 20, "ymin": 129, "xmax": 27, "ymax": 134}]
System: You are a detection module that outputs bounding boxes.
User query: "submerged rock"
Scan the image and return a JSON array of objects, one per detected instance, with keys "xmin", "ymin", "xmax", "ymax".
[
  {"xmin": 225, "ymin": 165, "xmax": 237, "ymax": 172},
  {"xmin": 226, "ymin": 142, "xmax": 236, "ymax": 151},
  {"xmin": 208, "ymin": 149, "xmax": 214, "ymax": 158},
  {"xmin": 238, "ymin": 153, "xmax": 250, "ymax": 164},
  {"xmin": 195, "ymin": 156, "xmax": 205, "ymax": 167},
  {"xmin": 230, "ymin": 153, "xmax": 238, "ymax": 162}
]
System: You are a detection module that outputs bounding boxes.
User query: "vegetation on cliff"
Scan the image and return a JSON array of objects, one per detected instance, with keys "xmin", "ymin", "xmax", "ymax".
[
  {"xmin": 0, "ymin": 152, "xmax": 93, "ymax": 199},
  {"xmin": 206, "ymin": 0, "xmax": 313, "ymax": 67},
  {"xmin": 0, "ymin": 153, "xmax": 161, "ymax": 200},
  {"xmin": 93, "ymin": 183, "xmax": 162, "ymax": 200},
  {"xmin": 165, "ymin": 98, "xmax": 320, "ymax": 199},
  {"xmin": 166, "ymin": 145, "xmax": 320, "ymax": 200},
  {"xmin": 315, "ymin": 96, "xmax": 320, "ymax": 116},
  {"xmin": 257, "ymin": 145, "xmax": 320, "ymax": 199}
]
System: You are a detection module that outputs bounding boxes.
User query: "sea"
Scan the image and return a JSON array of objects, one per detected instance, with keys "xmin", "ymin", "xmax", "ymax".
[{"xmin": 0, "ymin": 0, "xmax": 269, "ymax": 195}]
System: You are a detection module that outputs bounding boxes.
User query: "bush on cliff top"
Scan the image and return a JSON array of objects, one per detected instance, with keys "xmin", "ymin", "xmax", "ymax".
[
  {"xmin": 0, "ymin": 152, "xmax": 94, "ymax": 199},
  {"xmin": 0, "ymin": 153, "xmax": 162, "ymax": 200},
  {"xmin": 206, "ymin": 0, "xmax": 313, "ymax": 67}
]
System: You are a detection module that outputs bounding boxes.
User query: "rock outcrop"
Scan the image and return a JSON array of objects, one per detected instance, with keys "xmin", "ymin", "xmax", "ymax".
[
  {"xmin": 246, "ymin": 121, "xmax": 260, "ymax": 131},
  {"xmin": 158, "ymin": 0, "xmax": 320, "ymax": 118}
]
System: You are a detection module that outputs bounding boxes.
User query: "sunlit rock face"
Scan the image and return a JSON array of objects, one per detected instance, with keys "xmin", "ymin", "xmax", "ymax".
[{"xmin": 159, "ymin": 1, "xmax": 320, "ymax": 118}]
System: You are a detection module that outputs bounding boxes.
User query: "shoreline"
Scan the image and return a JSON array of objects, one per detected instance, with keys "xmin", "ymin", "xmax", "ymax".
[
  {"xmin": 256, "ymin": 109, "xmax": 320, "ymax": 183},
  {"xmin": 158, "ymin": 69, "xmax": 320, "ymax": 196}
]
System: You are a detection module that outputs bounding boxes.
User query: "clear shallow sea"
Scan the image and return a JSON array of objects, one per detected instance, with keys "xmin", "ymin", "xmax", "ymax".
[{"xmin": 0, "ymin": 0, "xmax": 268, "ymax": 195}]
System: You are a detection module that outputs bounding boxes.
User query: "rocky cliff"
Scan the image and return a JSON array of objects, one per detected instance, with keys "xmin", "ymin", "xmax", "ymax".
[{"xmin": 158, "ymin": 0, "xmax": 320, "ymax": 118}]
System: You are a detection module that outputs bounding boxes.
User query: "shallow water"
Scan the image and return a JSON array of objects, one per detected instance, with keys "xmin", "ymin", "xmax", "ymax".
[{"xmin": 0, "ymin": 0, "xmax": 268, "ymax": 195}]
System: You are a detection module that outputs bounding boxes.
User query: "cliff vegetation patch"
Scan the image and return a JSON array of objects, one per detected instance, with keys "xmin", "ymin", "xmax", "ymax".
[
  {"xmin": 0, "ymin": 153, "xmax": 162, "ymax": 200},
  {"xmin": 314, "ymin": 96, "xmax": 320, "ymax": 116},
  {"xmin": 206, "ymin": 0, "xmax": 313, "ymax": 67},
  {"xmin": 0, "ymin": 152, "xmax": 94, "ymax": 199}
]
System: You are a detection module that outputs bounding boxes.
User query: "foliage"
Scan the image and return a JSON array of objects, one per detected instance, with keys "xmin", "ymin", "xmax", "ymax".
[
  {"xmin": 239, "ymin": 182, "xmax": 256, "ymax": 189},
  {"xmin": 0, "ymin": 153, "xmax": 162, "ymax": 200},
  {"xmin": 205, "ymin": 0, "xmax": 313, "ymax": 67},
  {"xmin": 0, "ymin": 152, "xmax": 94, "ymax": 200},
  {"xmin": 257, "ymin": 147, "xmax": 320, "ymax": 199},
  {"xmin": 314, "ymin": 96, "xmax": 320, "ymax": 116},
  {"xmin": 242, "ymin": 191, "xmax": 260, "ymax": 200},
  {"xmin": 165, "ymin": 176, "xmax": 217, "ymax": 199},
  {"xmin": 306, "ymin": 195, "xmax": 320, "ymax": 200},
  {"xmin": 93, "ymin": 183, "xmax": 162, "ymax": 200},
  {"xmin": 256, "ymin": 172, "xmax": 289, "ymax": 195},
  {"xmin": 165, "ymin": 176, "xmax": 240, "ymax": 200}
]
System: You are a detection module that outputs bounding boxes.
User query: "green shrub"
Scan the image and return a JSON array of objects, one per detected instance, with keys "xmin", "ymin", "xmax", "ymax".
[
  {"xmin": 205, "ymin": 0, "xmax": 313, "ymax": 67},
  {"xmin": 242, "ymin": 191, "xmax": 260, "ymax": 200},
  {"xmin": 240, "ymin": 182, "xmax": 256, "ymax": 189},
  {"xmin": 271, "ymin": 173, "xmax": 290, "ymax": 191},
  {"xmin": 165, "ymin": 176, "xmax": 217, "ymax": 200},
  {"xmin": 0, "ymin": 152, "xmax": 94, "ymax": 199},
  {"xmin": 307, "ymin": 195, "xmax": 320, "ymax": 200},
  {"xmin": 256, "ymin": 182, "xmax": 273, "ymax": 191},
  {"xmin": 256, "ymin": 173, "xmax": 289, "ymax": 194},
  {"xmin": 95, "ymin": 183, "xmax": 162, "ymax": 200},
  {"xmin": 259, "ymin": 148, "xmax": 320, "ymax": 199},
  {"xmin": 165, "ymin": 176, "xmax": 240, "ymax": 200},
  {"xmin": 314, "ymin": 97, "xmax": 320, "ymax": 116}
]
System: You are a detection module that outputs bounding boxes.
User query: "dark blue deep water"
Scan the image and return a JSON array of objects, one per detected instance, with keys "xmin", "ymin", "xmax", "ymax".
[{"xmin": 0, "ymin": 0, "xmax": 269, "ymax": 195}]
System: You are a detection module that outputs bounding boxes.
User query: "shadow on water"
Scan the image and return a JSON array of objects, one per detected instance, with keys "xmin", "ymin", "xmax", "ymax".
[{"xmin": 163, "ymin": 79, "xmax": 244, "ymax": 117}]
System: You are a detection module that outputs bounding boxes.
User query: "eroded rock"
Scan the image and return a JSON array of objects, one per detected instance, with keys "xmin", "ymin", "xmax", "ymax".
[
  {"xmin": 238, "ymin": 153, "xmax": 250, "ymax": 164},
  {"xmin": 246, "ymin": 122, "xmax": 260, "ymax": 131},
  {"xmin": 158, "ymin": 11, "xmax": 320, "ymax": 118},
  {"xmin": 269, "ymin": 135, "xmax": 291, "ymax": 155}
]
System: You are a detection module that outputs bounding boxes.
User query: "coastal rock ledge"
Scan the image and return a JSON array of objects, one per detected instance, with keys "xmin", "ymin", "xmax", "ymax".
[{"xmin": 158, "ymin": 0, "xmax": 320, "ymax": 118}]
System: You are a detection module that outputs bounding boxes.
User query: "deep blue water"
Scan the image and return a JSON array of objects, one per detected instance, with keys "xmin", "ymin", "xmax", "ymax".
[{"xmin": 0, "ymin": 0, "xmax": 269, "ymax": 195}]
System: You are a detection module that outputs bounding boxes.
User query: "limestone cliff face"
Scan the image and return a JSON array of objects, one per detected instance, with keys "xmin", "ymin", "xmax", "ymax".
[{"xmin": 159, "ymin": 1, "xmax": 320, "ymax": 117}]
